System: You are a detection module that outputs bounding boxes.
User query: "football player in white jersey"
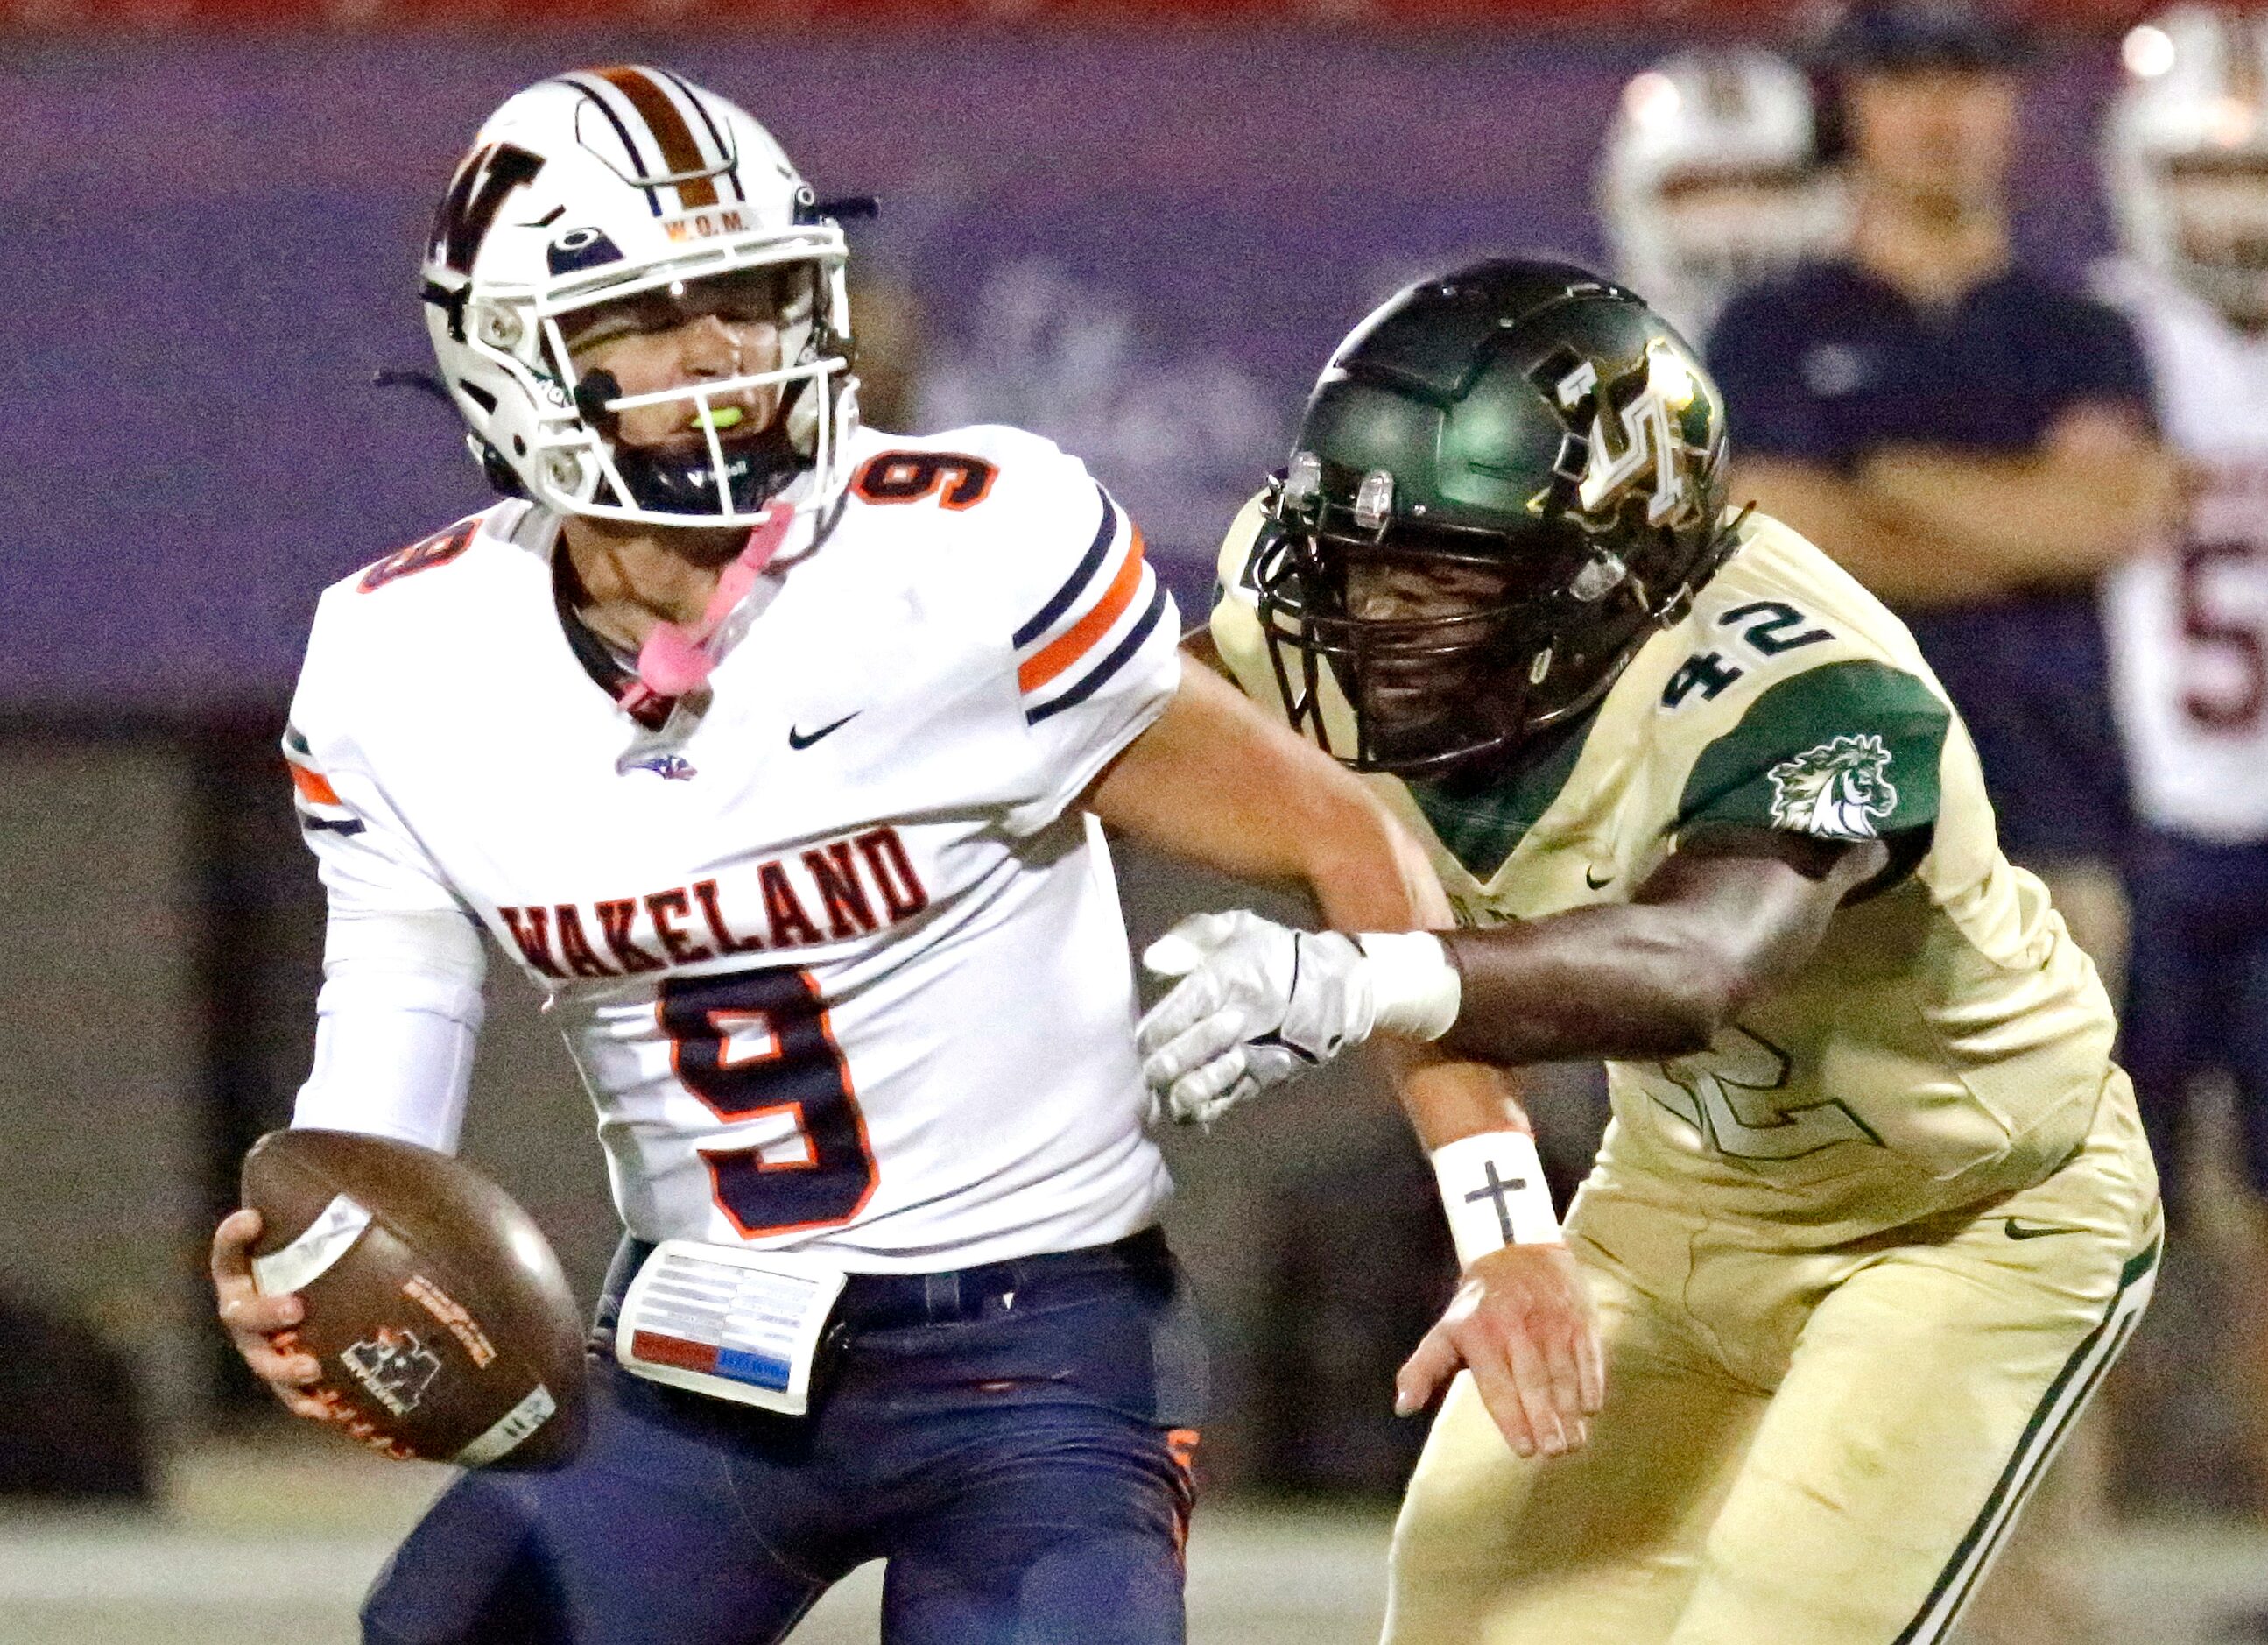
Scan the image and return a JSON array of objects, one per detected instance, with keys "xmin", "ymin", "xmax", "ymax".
[
  {"xmin": 1599, "ymin": 48, "xmax": 1846, "ymax": 344},
  {"xmin": 199, "ymin": 67, "xmax": 1594, "ymax": 1645},
  {"xmin": 2099, "ymin": 4, "xmax": 2268, "ymax": 1519}
]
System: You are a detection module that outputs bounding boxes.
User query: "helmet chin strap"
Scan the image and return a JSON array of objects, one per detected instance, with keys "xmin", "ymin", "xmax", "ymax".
[{"xmin": 620, "ymin": 502, "xmax": 794, "ymax": 716}]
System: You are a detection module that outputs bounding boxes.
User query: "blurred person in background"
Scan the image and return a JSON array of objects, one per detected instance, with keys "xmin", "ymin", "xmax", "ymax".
[
  {"xmin": 1708, "ymin": 1, "xmax": 2176, "ymax": 993},
  {"xmin": 2096, "ymin": 4, "xmax": 2268, "ymax": 1548},
  {"xmin": 1601, "ymin": 47, "xmax": 1848, "ymax": 344},
  {"xmin": 1703, "ymin": 8, "xmax": 2179, "ymax": 1642}
]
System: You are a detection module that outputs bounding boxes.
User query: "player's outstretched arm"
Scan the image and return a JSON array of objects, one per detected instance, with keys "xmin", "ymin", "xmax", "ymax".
[
  {"xmin": 1140, "ymin": 825, "xmax": 1890, "ymax": 1091},
  {"xmin": 209, "ymin": 1209, "xmax": 331, "ymax": 1421},
  {"xmin": 1095, "ymin": 659, "xmax": 1603, "ymax": 1457},
  {"xmin": 1433, "ymin": 827, "xmax": 1889, "ymax": 1067}
]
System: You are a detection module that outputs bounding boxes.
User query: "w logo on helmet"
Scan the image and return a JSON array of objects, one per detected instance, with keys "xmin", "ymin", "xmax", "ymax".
[{"xmin": 1554, "ymin": 340, "xmax": 1715, "ymax": 530}]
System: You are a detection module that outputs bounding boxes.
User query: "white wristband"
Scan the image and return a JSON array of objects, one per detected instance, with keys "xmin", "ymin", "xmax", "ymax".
[
  {"xmin": 1431, "ymin": 1131, "xmax": 1560, "ymax": 1267},
  {"xmin": 1356, "ymin": 931, "xmax": 1461, "ymax": 1041}
]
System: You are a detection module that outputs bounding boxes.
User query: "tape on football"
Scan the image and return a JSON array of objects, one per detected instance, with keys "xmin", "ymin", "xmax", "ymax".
[
  {"xmin": 251, "ymin": 1194, "xmax": 374, "ymax": 1296},
  {"xmin": 453, "ymin": 1383, "xmax": 559, "ymax": 1467}
]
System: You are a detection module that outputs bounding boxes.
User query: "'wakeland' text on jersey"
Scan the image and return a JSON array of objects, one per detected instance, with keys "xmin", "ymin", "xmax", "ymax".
[
  {"xmin": 493, "ymin": 825, "xmax": 931, "ymax": 978},
  {"xmin": 285, "ymin": 424, "xmax": 1182, "ymax": 1268}
]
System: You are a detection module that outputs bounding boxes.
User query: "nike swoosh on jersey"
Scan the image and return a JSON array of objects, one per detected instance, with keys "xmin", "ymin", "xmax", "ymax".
[
  {"xmin": 1584, "ymin": 865, "xmax": 1615, "ymax": 889},
  {"xmin": 2003, "ymin": 1219, "xmax": 2082, "ymax": 1240},
  {"xmin": 787, "ymin": 712, "xmax": 860, "ymax": 751}
]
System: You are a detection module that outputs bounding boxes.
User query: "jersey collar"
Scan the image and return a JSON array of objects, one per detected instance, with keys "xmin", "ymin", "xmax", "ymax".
[
  {"xmin": 549, "ymin": 534, "xmax": 679, "ymax": 730},
  {"xmin": 1404, "ymin": 695, "xmax": 1605, "ymax": 882}
]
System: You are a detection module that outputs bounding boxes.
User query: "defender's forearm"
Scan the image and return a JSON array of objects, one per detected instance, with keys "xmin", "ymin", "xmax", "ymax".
[
  {"xmin": 1432, "ymin": 835, "xmax": 1885, "ymax": 1067},
  {"xmin": 1437, "ymin": 905, "xmax": 1736, "ymax": 1065}
]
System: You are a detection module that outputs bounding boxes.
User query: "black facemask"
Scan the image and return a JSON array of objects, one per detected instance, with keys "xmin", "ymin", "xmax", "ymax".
[
  {"xmin": 1252, "ymin": 514, "xmax": 1656, "ymax": 779},
  {"xmin": 609, "ymin": 421, "xmax": 809, "ymax": 516},
  {"xmin": 572, "ymin": 369, "xmax": 818, "ymax": 517}
]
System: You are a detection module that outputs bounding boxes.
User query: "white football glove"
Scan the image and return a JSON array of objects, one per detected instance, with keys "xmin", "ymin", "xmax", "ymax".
[{"xmin": 1135, "ymin": 911, "xmax": 1462, "ymax": 1126}]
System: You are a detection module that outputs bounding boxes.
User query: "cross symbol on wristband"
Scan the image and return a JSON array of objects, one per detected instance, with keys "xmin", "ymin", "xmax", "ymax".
[{"xmin": 1464, "ymin": 1161, "xmax": 1529, "ymax": 1244}]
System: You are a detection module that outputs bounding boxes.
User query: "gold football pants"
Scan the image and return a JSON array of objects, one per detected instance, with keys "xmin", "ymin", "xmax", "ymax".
[{"xmin": 1384, "ymin": 1085, "xmax": 2159, "ymax": 1645}]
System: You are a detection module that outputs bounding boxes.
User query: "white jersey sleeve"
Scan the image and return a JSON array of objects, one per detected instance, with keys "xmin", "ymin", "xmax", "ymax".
[
  {"xmin": 284, "ymin": 585, "xmax": 490, "ymax": 1150},
  {"xmin": 957, "ymin": 428, "xmax": 1182, "ymax": 836},
  {"xmin": 291, "ymin": 908, "xmax": 485, "ymax": 1154},
  {"xmin": 286, "ymin": 589, "xmax": 482, "ymax": 920}
]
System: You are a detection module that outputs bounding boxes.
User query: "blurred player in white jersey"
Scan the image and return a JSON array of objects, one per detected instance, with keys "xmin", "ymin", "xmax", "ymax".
[
  {"xmin": 1600, "ymin": 48, "xmax": 1846, "ymax": 344},
  {"xmin": 197, "ymin": 67, "xmax": 1485, "ymax": 1645},
  {"xmin": 2099, "ymin": 5, "xmax": 2268, "ymax": 1521}
]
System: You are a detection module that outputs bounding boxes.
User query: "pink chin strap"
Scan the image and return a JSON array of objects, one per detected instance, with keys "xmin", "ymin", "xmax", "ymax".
[{"xmin": 623, "ymin": 503, "xmax": 794, "ymax": 711}]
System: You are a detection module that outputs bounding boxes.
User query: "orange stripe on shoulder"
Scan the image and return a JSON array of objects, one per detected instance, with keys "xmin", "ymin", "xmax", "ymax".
[
  {"xmin": 288, "ymin": 764, "xmax": 343, "ymax": 808},
  {"xmin": 1017, "ymin": 527, "xmax": 1147, "ymax": 695}
]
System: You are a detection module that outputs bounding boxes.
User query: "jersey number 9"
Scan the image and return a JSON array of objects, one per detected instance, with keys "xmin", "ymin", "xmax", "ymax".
[{"xmin": 659, "ymin": 966, "xmax": 877, "ymax": 1238}]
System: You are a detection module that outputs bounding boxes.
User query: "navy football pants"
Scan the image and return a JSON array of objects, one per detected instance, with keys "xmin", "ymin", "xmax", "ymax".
[
  {"xmin": 362, "ymin": 1231, "xmax": 1204, "ymax": 1645},
  {"xmin": 2122, "ymin": 829, "xmax": 2268, "ymax": 1214}
]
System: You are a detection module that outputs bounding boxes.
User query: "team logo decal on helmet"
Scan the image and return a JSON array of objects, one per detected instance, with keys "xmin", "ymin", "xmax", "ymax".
[
  {"xmin": 421, "ymin": 66, "xmax": 860, "ymax": 528},
  {"xmin": 1547, "ymin": 339, "xmax": 1716, "ymax": 531},
  {"xmin": 1252, "ymin": 260, "xmax": 1736, "ymax": 778}
]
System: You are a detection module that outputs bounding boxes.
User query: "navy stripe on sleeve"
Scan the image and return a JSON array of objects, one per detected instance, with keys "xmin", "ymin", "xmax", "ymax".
[
  {"xmin": 1012, "ymin": 485, "xmax": 1120, "ymax": 650},
  {"xmin": 1025, "ymin": 577, "xmax": 1170, "ymax": 724}
]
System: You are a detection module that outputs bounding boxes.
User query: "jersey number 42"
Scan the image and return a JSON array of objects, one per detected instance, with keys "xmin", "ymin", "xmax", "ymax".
[{"xmin": 1654, "ymin": 1026, "xmax": 1879, "ymax": 1164}]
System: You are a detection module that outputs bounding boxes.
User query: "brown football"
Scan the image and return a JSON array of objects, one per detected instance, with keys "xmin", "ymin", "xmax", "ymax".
[{"xmin": 241, "ymin": 1128, "xmax": 588, "ymax": 1469}]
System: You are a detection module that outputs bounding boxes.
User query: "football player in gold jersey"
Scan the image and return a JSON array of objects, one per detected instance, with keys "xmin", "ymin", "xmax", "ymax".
[{"xmin": 1139, "ymin": 260, "xmax": 2160, "ymax": 1644}]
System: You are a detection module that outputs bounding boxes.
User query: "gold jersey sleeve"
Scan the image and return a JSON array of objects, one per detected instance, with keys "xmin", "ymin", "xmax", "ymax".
[{"xmin": 1213, "ymin": 500, "xmax": 2122, "ymax": 1245}]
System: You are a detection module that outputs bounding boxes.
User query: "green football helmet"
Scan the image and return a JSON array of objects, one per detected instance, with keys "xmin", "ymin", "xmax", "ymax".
[{"xmin": 1252, "ymin": 258, "xmax": 1737, "ymax": 777}]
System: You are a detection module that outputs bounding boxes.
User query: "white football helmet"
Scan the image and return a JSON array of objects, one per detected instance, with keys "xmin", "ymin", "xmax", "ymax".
[
  {"xmin": 1600, "ymin": 50, "xmax": 1848, "ymax": 341},
  {"xmin": 2107, "ymin": 7, "xmax": 2268, "ymax": 324},
  {"xmin": 422, "ymin": 67, "xmax": 856, "ymax": 528}
]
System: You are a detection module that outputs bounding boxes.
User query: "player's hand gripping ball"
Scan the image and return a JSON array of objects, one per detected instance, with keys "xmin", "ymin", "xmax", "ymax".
[{"xmin": 232, "ymin": 1129, "xmax": 588, "ymax": 1467}]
